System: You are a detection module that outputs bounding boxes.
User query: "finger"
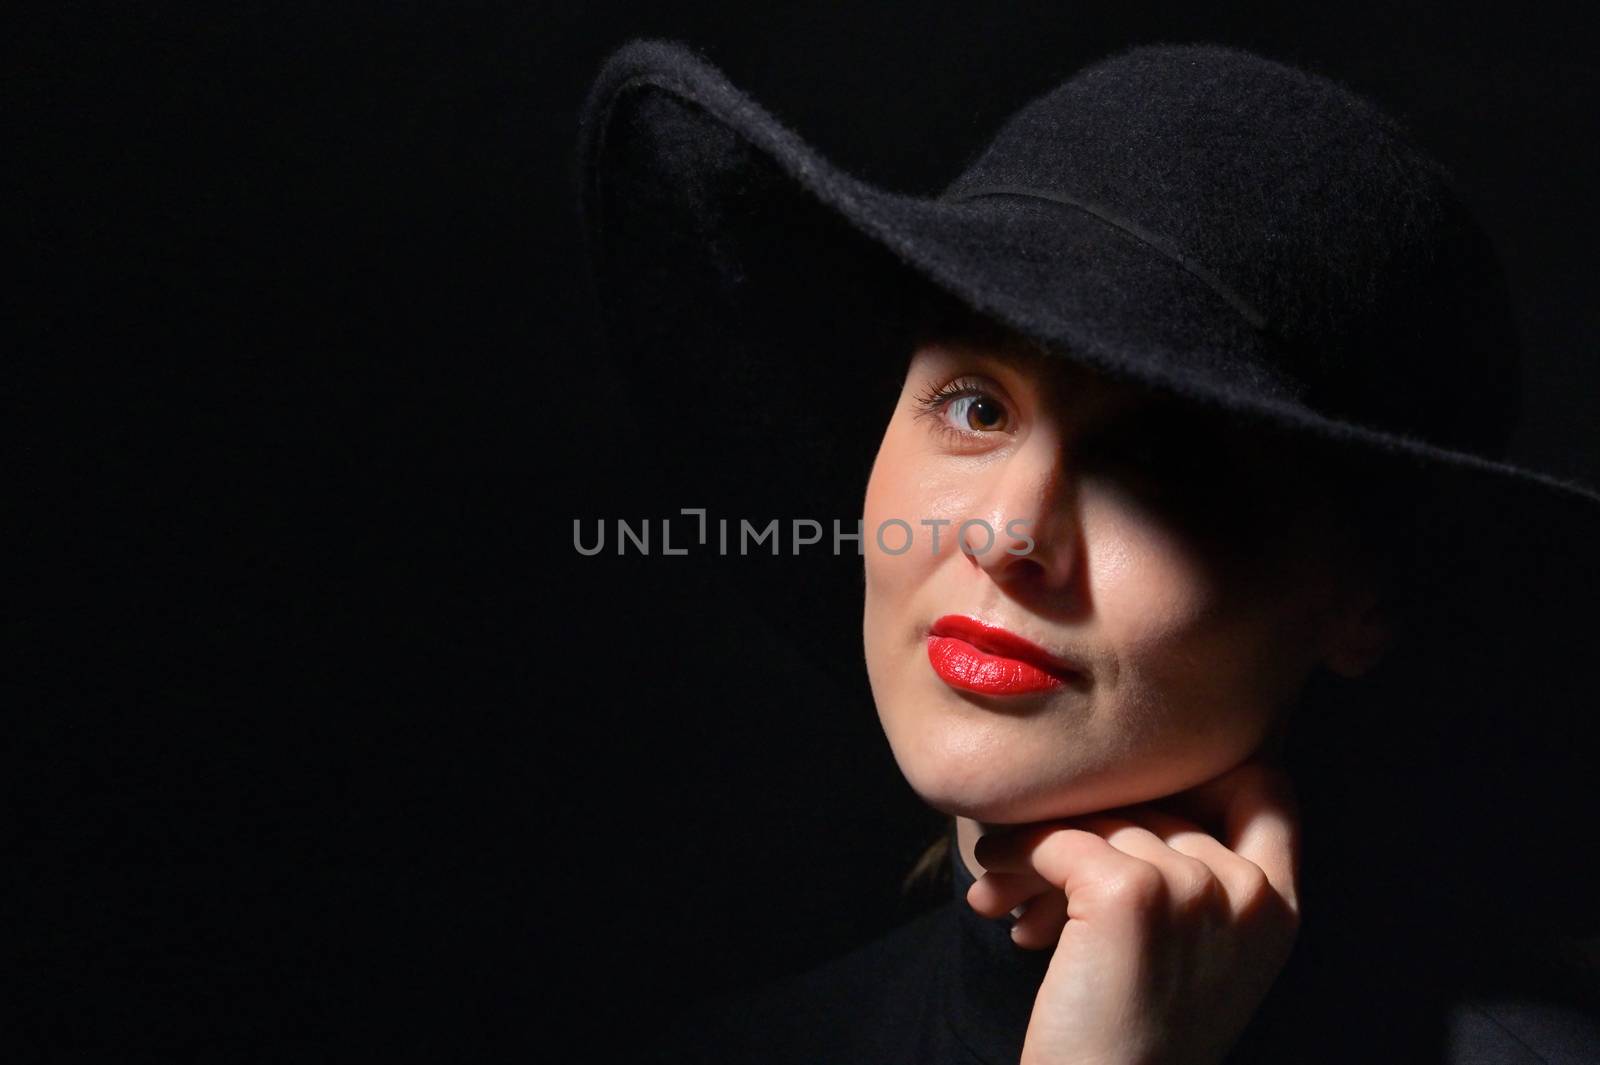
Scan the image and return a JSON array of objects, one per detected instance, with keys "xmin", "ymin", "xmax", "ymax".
[
  {"xmin": 1160, "ymin": 759, "xmax": 1302, "ymax": 914},
  {"xmin": 1008, "ymin": 887, "xmax": 1068, "ymax": 950},
  {"xmin": 977, "ymin": 824, "xmax": 1165, "ymax": 927},
  {"xmin": 966, "ymin": 870, "xmax": 1055, "ymax": 919},
  {"xmin": 1111, "ymin": 804, "xmax": 1291, "ymax": 919},
  {"xmin": 1215, "ymin": 764, "xmax": 1300, "ymax": 916},
  {"xmin": 1066, "ymin": 813, "xmax": 1225, "ymax": 918}
]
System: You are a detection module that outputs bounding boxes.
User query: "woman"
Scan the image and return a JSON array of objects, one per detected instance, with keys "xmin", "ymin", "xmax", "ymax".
[{"xmin": 577, "ymin": 38, "xmax": 1600, "ymax": 1062}]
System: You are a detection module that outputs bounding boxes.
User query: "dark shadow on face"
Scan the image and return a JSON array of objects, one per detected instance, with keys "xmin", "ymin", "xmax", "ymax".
[{"xmin": 900, "ymin": 289, "xmax": 1431, "ymax": 653}]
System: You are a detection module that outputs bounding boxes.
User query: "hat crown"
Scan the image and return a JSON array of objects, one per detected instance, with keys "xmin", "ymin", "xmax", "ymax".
[{"xmin": 944, "ymin": 43, "xmax": 1522, "ymax": 456}]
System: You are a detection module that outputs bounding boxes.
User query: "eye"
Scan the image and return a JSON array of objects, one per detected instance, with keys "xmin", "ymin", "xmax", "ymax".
[
  {"xmin": 944, "ymin": 393, "xmax": 1009, "ymax": 433},
  {"xmin": 912, "ymin": 376, "xmax": 1014, "ymax": 441}
]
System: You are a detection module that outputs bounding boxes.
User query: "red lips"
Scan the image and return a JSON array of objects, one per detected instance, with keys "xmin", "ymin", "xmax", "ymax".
[{"xmin": 926, "ymin": 615, "xmax": 1081, "ymax": 696}]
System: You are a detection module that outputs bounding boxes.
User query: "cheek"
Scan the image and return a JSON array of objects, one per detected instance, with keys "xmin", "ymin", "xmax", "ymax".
[
  {"xmin": 861, "ymin": 422, "xmax": 950, "ymax": 610},
  {"xmin": 1088, "ymin": 501, "xmax": 1219, "ymax": 647},
  {"xmin": 1087, "ymin": 502, "xmax": 1284, "ymax": 756},
  {"xmin": 861, "ymin": 419, "xmax": 961, "ymax": 701},
  {"xmin": 862, "ymin": 430, "xmax": 920, "ymax": 643}
]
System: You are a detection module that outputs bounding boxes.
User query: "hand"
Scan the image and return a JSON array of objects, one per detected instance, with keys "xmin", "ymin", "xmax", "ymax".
[{"xmin": 965, "ymin": 756, "xmax": 1302, "ymax": 1065}]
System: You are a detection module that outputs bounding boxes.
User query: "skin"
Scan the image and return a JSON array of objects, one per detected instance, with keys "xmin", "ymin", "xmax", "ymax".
[{"xmin": 861, "ymin": 324, "xmax": 1394, "ymax": 1064}]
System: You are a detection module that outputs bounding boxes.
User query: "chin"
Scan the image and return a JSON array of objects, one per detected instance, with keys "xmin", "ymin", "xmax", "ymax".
[
  {"xmin": 890, "ymin": 720, "xmax": 1197, "ymax": 826},
  {"xmin": 889, "ymin": 732, "xmax": 1092, "ymax": 824}
]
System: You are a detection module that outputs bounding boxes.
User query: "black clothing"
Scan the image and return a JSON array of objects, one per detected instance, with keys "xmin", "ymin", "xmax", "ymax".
[{"xmin": 665, "ymin": 833, "xmax": 1600, "ymax": 1064}]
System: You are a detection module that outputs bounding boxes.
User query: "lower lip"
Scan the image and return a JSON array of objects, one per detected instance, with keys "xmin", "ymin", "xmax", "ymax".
[{"xmin": 926, "ymin": 635, "xmax": 1067, "ymax": 695}]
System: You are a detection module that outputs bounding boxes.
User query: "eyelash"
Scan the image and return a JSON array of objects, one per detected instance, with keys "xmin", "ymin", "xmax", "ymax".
[{"xmin": 911, "ymin": 376, "xmax": 1012, "ymax": 441}]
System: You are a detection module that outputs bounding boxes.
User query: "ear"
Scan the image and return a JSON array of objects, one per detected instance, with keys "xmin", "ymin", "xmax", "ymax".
[{"xmin": 1320, "ymin": 585, "xmax": 1397, "ymax": 679}]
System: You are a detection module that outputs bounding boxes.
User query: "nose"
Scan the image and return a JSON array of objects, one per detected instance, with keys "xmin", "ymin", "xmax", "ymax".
[{"xmin": 958, "ymin": 432, "xmax": 1081, "ymax": 592}]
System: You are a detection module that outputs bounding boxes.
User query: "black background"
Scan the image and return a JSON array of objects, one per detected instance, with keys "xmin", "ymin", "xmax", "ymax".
[{"xmin": 16, "ymin": 4, "xmax": 1600, "ymax": 1060}]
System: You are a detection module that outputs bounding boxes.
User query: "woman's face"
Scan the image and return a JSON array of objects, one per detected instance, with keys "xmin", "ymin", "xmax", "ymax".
[{"xmin": 862, "ymin": 329, "xmax": 1371, "ymax": 824}]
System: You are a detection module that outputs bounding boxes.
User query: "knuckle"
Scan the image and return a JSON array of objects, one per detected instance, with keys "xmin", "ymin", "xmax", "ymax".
[
  {"xmin": 1170, "ymin": 860, "xmax": 1223, "ymax": 915},
  {"xmin": 1102, "ymin": 864, "xmax": 1167, "ymax": 910},
  {"xmin": 1234, "ymin": 862, "xmax": 1275, "ymax": 910}
]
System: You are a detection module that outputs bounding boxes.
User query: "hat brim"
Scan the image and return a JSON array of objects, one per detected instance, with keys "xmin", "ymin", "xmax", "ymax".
[
  {"xmin": 578, "ymin": 40, "xmax": 1600, "ymax": 931},
  {"xmin": 578, "ymin": 40, "xmax": 1600, "ymax": 507}
]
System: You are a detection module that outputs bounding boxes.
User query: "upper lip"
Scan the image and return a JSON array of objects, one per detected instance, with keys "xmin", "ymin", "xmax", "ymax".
[{"xmin": 928, "ymin": 615, "xmax": 1088, "ymax": 680}]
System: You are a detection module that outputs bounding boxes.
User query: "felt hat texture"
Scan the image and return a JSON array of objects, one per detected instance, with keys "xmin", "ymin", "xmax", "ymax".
[{"xmin": 576, "ymin": 39, "xmax": 1600, "ymax": 934}]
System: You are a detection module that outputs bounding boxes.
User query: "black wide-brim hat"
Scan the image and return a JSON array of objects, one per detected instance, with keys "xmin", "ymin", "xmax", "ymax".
[{"xmin": 576, "ymin": 39, "xmax": 1600, "ymax": 935}]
